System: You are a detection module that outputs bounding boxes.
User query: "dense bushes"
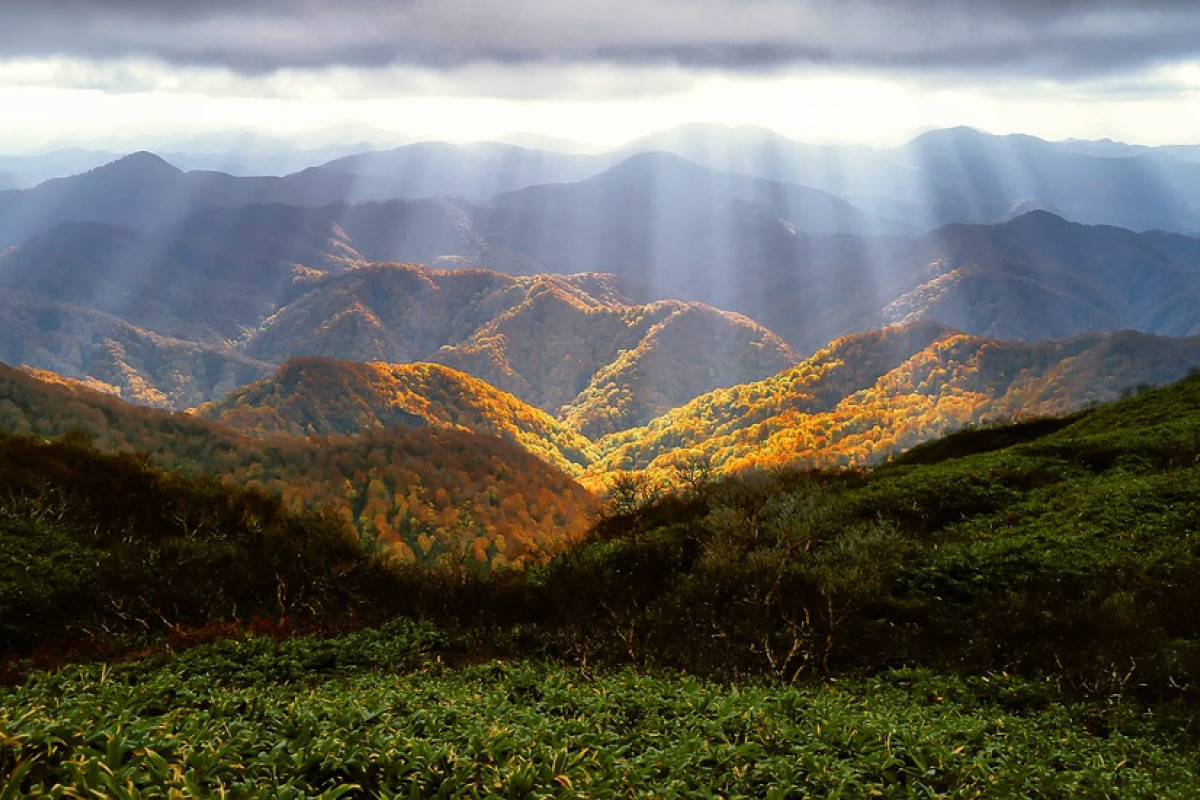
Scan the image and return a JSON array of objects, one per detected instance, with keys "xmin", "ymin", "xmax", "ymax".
[
  {"xmin": 0, "ymin": 430, "xmax": 395, "ymax": 654},
  {"xmin": 511, "ymin": 374, "xmax": 1200, "ymax": 699}
]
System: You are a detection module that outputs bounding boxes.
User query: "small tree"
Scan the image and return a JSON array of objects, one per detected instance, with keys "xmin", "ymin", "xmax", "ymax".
[
  {"xmin": 673, "ymin": 450, "xmax": 715, "ymax": 502},
  {"xmin": 603, "ymin": 470, "xmax": 660, "ymax": 538}
]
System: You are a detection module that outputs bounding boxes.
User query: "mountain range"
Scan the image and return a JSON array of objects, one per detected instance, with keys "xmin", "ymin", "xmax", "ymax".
[
  {"xmin": 595, "ymin": 322, "xmax": 1200, "ymax": 477},
  {"xmin": 624, "ymin": 124, "xmax": 1200, "ymax": 234},
  {"xmin": 5, "ymin": 196, "xmax": 1200, "ymax": 411},
  {"xmin": 4, "ymin": 125, "xmax": 1200, "ymax": 524},
  {"xmin": 3, "ymin": 129, "xmax": 1199, "ymax": 345},
  {"xmin": 202, "ymin": 320, "xmax": 1200, "ymax": 484}
]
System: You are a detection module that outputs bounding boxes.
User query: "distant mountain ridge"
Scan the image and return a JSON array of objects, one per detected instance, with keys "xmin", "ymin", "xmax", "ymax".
[{"xmin": 624, "ymin": 124, "xmax": 1200, "ymax": 234}]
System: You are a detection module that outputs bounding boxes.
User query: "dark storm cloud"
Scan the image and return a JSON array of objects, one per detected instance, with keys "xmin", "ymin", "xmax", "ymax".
[{"xmin": 2, "ymin": 0, "xmax": 1199, "ymax": 79}]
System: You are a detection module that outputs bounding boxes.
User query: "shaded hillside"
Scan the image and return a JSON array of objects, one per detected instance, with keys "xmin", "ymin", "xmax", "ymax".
[
  {"xmin": 0, "ymin": 292, "xmax": 275, "ymax": 407},
  {"xmin": 0, "ymin": 429, "xmax": 389, "ymax": 653},
  {"xmin": 883, "ymin": 211, "xmax": 1200, "ymax": 340},
  {"xmin": 475, "ymin": 151, "xmax": 898, "ymax": 303},
  {"xmin": 0, "ymin": 364, "xmax": 593, "ymax": 567},
  {"xmin": 702, "ymin": 231, "xmax": 915, "ymax": 353},
  {"xmin": 196, "ymin": 357, "xmax": 598, "ymax": 475},
  {"xmin": 680, "ymin": 210, "xmax": 1200, "ymax": 353},
  {"xmin": 0, "ymin": 201, "xmax": 481, "ymax": 345},
  {"xmin": 596, "ymin": 323, "xmax": 1200, "ymax": 476}
]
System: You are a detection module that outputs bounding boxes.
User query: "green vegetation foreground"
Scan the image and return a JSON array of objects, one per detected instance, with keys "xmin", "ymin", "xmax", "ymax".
[{"xmin": 3, "ymin": 623, "xmax": 1197, "ymax": 797}]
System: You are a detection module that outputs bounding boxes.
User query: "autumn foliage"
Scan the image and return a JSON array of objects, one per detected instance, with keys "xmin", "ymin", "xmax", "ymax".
[{"xmin": 0, "ymin": 364, "xmax": 593, "ymax": 568}]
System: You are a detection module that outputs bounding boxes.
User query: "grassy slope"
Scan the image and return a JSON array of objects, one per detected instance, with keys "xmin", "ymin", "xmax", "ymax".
[{"xmin": 5, "ymin": 366, "xmax": 1200, "ymax": 794}]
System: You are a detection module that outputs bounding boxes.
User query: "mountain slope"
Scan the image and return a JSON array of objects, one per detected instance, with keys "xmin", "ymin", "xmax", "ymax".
[
  {"xmin": 707, "ymin": 210, "xmax": 1200, "ymax": 353},
  {"xmin": 884, "ymin": 211, "xmax": 1200, "ymax": 340},
  {"xmin": 0, "ymin": 290, "xmax": 276, "ymax": 407},
  {"xmin": 595, "ymin": 323, "xmax": 1200, "ymax": 477},
  {"xmin": 555, "ymin": 301, "xmax": 810, "ymax": 437},
  {"xmin": 196, "ymin": 357, "xmax": 598, "ymax": 475},
  {"xmin": 625, "ymin": 124, "xmax": 1200, "ymax": 233},
  {"xmin": 0, "ymin": 200, "xmax": 483, "ymax": 345},
  {"xmin": 0, "ymin": 363, "xmax": 593, "ymax": 567},
  {"xmin": 475, "ymin": 151, "xmax": 900, "ymax": 301}
]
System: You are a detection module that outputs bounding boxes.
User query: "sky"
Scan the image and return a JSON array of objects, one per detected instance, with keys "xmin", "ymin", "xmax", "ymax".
[{"xmin": 3, "ymin": 0, "xmax": 1200, "ymax": 153}]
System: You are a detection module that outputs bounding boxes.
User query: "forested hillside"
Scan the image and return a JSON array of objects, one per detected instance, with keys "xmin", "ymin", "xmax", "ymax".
[
  {"xmin": 0, "ymin": 364, "xmax": 593, "ymax": 567},
  {"xmin": 196, "ymin": 357, "xmax": 598, "ymax": 476},
  {"xmin": 244, "ymin": 263, "xmax": 797, "ymax": 430},
  {"xmin": 502, "ymin": 369, "xmax": 1200, "ymax": 697},
  {"xmin": 0, "ymin": 428, "xmax": 392, "ymax": 653},
  {"xmin": 596, "ymin": 323, "xmax": 1200, "ymax": 478}
]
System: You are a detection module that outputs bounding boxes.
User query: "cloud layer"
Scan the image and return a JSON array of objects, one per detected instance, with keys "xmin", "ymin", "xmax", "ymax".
[{"xmin": 4, "ymin": 0, "xmax": 1200, "ymax": 79}]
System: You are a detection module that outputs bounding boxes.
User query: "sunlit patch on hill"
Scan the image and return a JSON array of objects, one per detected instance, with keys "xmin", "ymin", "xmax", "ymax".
[
  {"xmin": 196, "ymin": 356, "xmax": 598, "ymax": 476},
  {"xmin": 592, "ymin": 324, "xmax": 1200, "ymax": 483}
]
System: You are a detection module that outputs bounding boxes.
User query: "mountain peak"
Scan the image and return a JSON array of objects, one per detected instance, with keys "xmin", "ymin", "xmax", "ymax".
[
  {"xmin": 607, "ymin": 150, "xmax": 704, "ymax": 172},
  {"xmin": 908, "ymin": 126, "xmax": 989, "ymax": 145},
  {"xmin": 92, "ymin": 151, "xmax": 183, "ymax": 179},
  {"xmin": 1005, "ymin": 208, "xmax": 1072, "ymax": 228}
]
